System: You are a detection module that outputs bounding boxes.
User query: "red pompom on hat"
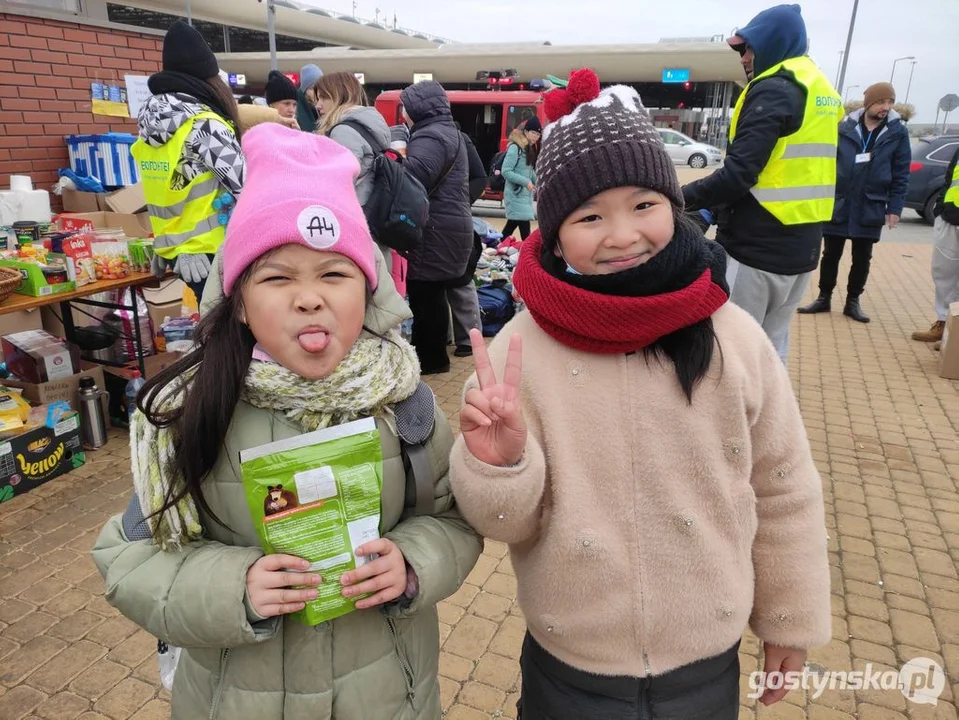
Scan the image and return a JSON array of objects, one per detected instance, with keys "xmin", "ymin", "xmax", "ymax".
[
  {"xmin": 543, "ymin": 68, "xmax": 601, "ymax": 122},
  {"xmin": 566, "ymin": 68, "xmax": 600, "ymax": 106}
]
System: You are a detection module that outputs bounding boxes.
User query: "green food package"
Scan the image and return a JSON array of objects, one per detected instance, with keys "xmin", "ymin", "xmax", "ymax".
[{"xmin": 239, "ymin": 417, "xmax": 383, "ymax": 626}]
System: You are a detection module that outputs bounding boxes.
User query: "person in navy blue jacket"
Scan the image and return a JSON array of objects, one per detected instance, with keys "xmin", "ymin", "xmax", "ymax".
[{"xmin": 799, "ymin": 82, "xmax": 911, "ymax": 323}]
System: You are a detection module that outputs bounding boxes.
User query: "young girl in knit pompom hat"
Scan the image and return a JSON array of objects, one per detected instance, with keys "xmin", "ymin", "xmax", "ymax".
[
  {"xmin": 93, "ymin": 123, "xmax": 482, "ymax": 720},
  {"xmin": 450, "ymin": 69, "xmax": 831, "ymax": 719}
]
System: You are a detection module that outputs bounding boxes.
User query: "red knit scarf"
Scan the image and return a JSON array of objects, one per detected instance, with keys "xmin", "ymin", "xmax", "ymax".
[{"xmin": 513, "ymin": 231, "xmax": 729, "ymax": 354}]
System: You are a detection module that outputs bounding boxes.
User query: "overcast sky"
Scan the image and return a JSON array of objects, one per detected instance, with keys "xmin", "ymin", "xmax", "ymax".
[{"xmin": 305, "ymin": 0, "xmax": 955, "ymax": 123}]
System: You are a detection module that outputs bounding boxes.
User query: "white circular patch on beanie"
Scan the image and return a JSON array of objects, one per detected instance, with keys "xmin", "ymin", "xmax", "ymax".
[{"xmin": 297, "ymin": 205, "xmax": 341, "ymax": 249}]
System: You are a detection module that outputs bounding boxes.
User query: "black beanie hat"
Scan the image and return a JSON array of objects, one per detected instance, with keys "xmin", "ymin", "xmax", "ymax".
[
  {"xmin": 265, "ymin": 70, "xmax": 298, "ymax": 105},
  {"xmin": 523, "ymin": 115, "xmax": 542, "ymax": 133},
  {"xmin": 536, "ymin": 70, "xmax": 683, "ymax": 248},
  {"xmin": 162, "ymin": 20, "xmax": 219, "ymax": 79}
]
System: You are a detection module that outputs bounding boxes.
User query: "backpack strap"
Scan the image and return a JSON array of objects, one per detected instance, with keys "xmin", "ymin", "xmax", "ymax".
[
  {"xmin": 336, "ymin": 119, "xmax": 389, "ymax": 153},
  {"xmin": 429, "ymin": 134, "xmax": 463, "ymax": 199},
  {"xmin": 392, "ymin": 381, "xmax": 438, "ymax": 516}
]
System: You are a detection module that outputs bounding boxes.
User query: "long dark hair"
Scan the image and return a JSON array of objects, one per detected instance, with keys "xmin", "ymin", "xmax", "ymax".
[
  {"xmin": 642, "ymin": 212, "xmax": 722, "ymax": 403},
  {"xmin": 138, "ymin": 275, "xmax": 256, "ymax": 533},
  {"xmin": 206, "ymin": 74, "xmax": 243, "ymax": 138}
]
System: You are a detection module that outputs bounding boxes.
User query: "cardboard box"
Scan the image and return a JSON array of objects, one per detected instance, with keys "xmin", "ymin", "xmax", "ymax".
[
  {"xmin": 104, "ymin": 184, "xmax": 146, "ymax": 215},
  {"xmin": 0, "ymin": 413, "xmax": 85, "ymax": 504},
  {"xmin": 57, "ymin": 212, "xmax": 152, "ymax": 240},
  {"xmin": 0, "ymin": 310, "xmax": 43, "ymax": 346},
  {"xmin": 103, "ymin": 350, "xmax": 182, "ymax": 383},
  {"xmin": 939, "ymin": 302, "xmax": 959, "ymax": 380},
  {"xmin": 142, "ymin": 278, "xmax": 185, "ymax": 331},
  {"xmin": 62, "ymin": 185, "xmax": 146, "ymax": 216},
  {"xmin": 3, "ymin": 360, "xmax": 107, "ymax": 414},
  {"xmin": 2, "ymin": 330, "xmax": 80, "ymax": 384},
  {"xmin": 61, "ymin": 189, "xmax": 109, "ymax": 213},
  {"xmin": 0, "ymin": 256, "xmax": 76, "ymax": 298}
]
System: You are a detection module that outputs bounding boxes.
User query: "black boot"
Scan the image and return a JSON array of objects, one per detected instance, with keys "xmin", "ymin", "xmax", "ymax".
[
  {"xmin": 798, "ymin": 293, "xmax": 831, "ymax": 314},
  {"xmin": 844, "ymin": 296, "xmax": 870, "ymax": 323}
]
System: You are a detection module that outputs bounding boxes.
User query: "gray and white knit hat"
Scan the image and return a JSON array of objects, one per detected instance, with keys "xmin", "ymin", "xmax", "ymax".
[{"xmin": 536, "ymin": 70, "xmax": 683, "ymax": 246}]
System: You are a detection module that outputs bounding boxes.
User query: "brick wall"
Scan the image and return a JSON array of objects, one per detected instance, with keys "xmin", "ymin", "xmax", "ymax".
[{"xmin": 0, "ymin": 11, "xmax": 162, "ymax": 211}]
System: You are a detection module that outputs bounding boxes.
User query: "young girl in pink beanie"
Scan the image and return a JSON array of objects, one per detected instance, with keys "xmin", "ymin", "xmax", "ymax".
[{"xmin": 94, "ymin": 123, "xmax": 482, "ymax": 720}]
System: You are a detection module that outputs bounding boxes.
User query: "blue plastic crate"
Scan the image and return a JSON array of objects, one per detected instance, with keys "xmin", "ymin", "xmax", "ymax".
[{"xmin": 65, "ymin": 133, "xmax": 140, "ymax": 188}]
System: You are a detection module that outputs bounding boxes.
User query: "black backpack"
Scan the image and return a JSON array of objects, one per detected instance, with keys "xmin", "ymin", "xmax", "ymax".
[
  {"xmin": 488, "ymin": 150, "xmax": 508, "ymax": 192},
  {"xmin": 337, "ymin": 119, "xmax": 430, "ymax": 257}
]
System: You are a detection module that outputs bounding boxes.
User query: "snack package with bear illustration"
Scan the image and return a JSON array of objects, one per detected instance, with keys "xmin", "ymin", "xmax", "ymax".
[{"xmin": 239, "ymin": 417, "xmax": 383, "ymax": 626}]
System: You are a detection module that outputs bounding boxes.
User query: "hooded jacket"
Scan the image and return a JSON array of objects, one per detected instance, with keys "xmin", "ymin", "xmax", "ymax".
[
  {"xmin": 328, "ymin": 106, "xmax": 393, "ymax": 207},
  {"xmin": 297, "ymin": 88, "xmax": 319, "ymax": 133},
  {"xmin": 683, "ymin": 4, "xmax": 827, "ymax": 275},
  {"xmin": 824, "ymin": 108, "xmax": 911, "ymax": 241},
  {"xmin": 399, "ymin": 81, "xmax": 473, "ymax": 282},
  {"xmin": 137, "ymin": 92, "xmax": 245, "ymax": 196},
  {"xmin": 93, "ymin": 247, "xmax": 484, "ymax": 720},
  {"xmin": 502, "ymin": 128, "xmax": 538, "ymax": 222}
]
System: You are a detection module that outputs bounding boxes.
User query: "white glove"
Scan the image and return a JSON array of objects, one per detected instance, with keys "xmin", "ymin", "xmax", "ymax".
[
  {"xmin": 150, "ymin": 253, "xmax": 172, "ymax": 278},
  {"xmin": 174, "ymin": 254, "xmax": 212, "ymax": 285}
]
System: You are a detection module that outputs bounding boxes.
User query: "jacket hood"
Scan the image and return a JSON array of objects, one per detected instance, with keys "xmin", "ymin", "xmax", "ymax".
[
  {"xmin": 735, "ymin": 4, "xmax": 808, "ymax": 77},
  {"xmin": 201, "ymin": 243, "xmax": 411, "ymax": 336},
  {"xmin": 340, "ymin": 105, "xmax": 392, "ymax": 149},
  {"xmin": 137, "ymin": 92, "xmax": 208, "ymax": 147},
  {"xmin": 399, "ymin": 81, "xmax": 452, "ymax": 124},
  {"xmin": 508, "ymin": 127, "xmax": 530, "ymax": 148}
]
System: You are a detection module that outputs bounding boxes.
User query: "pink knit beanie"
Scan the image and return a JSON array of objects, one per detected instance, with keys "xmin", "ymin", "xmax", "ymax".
[{"xmin": 222, "ymin": 123, "xmax": 377, "ymax": 296}]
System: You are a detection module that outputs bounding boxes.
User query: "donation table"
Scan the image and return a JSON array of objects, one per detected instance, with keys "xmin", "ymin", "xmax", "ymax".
[{"xmin": 0, "ymin": 272, "xmax": 162, "ymax": 376}]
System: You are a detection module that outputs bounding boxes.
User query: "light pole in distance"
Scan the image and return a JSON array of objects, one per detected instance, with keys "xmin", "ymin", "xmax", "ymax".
[{"xmin": 890, "ymin": 55, "xmax": 915, "ymax": 83}]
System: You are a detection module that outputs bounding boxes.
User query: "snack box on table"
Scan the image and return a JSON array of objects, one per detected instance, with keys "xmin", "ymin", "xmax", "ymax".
[{"xmin": 0, "ymin": 253, "xmax": 75, "ymax": 297}]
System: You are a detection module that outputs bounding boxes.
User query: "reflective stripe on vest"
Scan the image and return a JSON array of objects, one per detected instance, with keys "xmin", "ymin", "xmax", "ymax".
[
  {"xmin": 729, "ymin": 56, "xmax": 843, "ymax": 226},
  {"xmin": 946, "ymin": 164, "xmax": 959, "ymax": 207},
  {"xmin": 131, "ymin": 110, "xmax": 231, "ymax": 260}
]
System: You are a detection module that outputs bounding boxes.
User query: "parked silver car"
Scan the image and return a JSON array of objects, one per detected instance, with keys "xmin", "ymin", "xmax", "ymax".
[{"xmin": 656, "ymin": 128, "xmax": 723, "ymax": 169}]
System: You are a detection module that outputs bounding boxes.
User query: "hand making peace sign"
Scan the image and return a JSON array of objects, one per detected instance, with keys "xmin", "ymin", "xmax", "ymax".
[{"xmin": 460, "ymin": 329, "xmax": 527, "ymax": 467}]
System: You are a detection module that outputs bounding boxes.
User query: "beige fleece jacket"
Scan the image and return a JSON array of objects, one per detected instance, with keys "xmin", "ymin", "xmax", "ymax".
[{"xmin": 449, "ymin": 303, "xmax": 831, "ymax": 678}]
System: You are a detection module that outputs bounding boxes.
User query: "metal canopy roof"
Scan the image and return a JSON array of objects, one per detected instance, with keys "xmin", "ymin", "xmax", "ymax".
[
  {"xmin": 118, "ymin": 0, "xmax": 441, "ymax": 49},
  {"xmin": 217, "ymin": 42, "xmax": 746, "ymax": 85}
]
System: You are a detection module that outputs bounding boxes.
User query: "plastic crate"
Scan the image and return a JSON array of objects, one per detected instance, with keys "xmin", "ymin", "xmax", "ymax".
[{"xmin": 65, "ymin": 133, "xmax": 140, "ymax": 188}]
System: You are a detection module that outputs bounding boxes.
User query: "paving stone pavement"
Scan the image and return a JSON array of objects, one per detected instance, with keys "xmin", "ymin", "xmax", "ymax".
[{"xmin": 1, "ymin": 239, "xmax": 957, "ymax": 720}]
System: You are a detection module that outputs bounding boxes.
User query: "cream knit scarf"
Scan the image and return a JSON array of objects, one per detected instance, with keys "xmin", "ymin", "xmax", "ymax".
[{"xmin": 131, "ymin": 329, "xmax": 420, "ymax": 551}]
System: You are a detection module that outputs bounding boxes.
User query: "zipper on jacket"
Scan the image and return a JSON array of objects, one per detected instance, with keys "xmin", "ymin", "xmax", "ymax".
[
  {"xmin": 386, "ymin": 617, "xmax": 416, "ymax": 703},
  {"xmin": 625, "ymin": 354, "xmax": 652, "ymax": 680},
  {"xmin": 208, "ymin": 648, "xmax": 231, "ymax": 720}
]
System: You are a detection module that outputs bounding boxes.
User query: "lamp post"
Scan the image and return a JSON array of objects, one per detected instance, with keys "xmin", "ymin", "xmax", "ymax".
[
  {"xmin": 835, "ymin": 49, "xmax": 844, "ymax": 88},
  {"xmin": 186, "ymin": 0, "xmax": 191, "ymax": 24},
  {"xmin": 266, "ymin": 0, "xmax": 277, "ymax": 71},
  {"xmin": 904, "ymin": 60, "xmax": 917, "ymax": 105},
  {"xmin": 836, "ymin": 0, "xmax": 859, "ymax": 95},
  {"xmin": 890, "ymin": 55, "xmax": 915, "ymax": 83},
  {"xmin": 844, "ymin": 84, "xmax": 860, "ymax": 103}
]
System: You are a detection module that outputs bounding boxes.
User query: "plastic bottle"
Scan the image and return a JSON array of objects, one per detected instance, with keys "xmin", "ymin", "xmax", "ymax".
[{"xmin": 125, "ymin": 370, "xmax": 146, "ymax": 422}]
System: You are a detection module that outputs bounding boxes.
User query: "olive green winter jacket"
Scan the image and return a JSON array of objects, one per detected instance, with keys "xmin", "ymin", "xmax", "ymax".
[{"xmin": 92, "ymin": 250, "xmax": 483, "ymax": 720}]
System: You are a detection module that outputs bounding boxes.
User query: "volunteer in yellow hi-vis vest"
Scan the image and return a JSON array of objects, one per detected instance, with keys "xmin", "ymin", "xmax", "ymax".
[
  {"xmin": 728, "ymin": 56, "xmax": 841, "ymax": 224},
  {"xmin": 681, "ymin": 4, "xmax": 841, "ymax": 365},
  {"xmin": 136, "ymin": 19, "xmax": 245, "ymax": 302},
  {"xmin": 912, "ymin": 147, "xmax": 959, "ymax": 344},
  {"xmin": 133, "ymin": 111, "xmax": 227, "ymax": 258}
]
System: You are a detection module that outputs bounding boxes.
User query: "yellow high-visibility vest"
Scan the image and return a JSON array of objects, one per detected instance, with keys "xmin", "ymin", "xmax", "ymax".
[
  {"xmin": 729, "ymin": 56, "xmax": 843, "ymax": 225},
  {"xmin": 131, "ymin": 111, "xmax": 231, "ymax": 260},
  {"xmin": 945, "ymin": 162, "xmax": 959, "ymax": 207}
]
